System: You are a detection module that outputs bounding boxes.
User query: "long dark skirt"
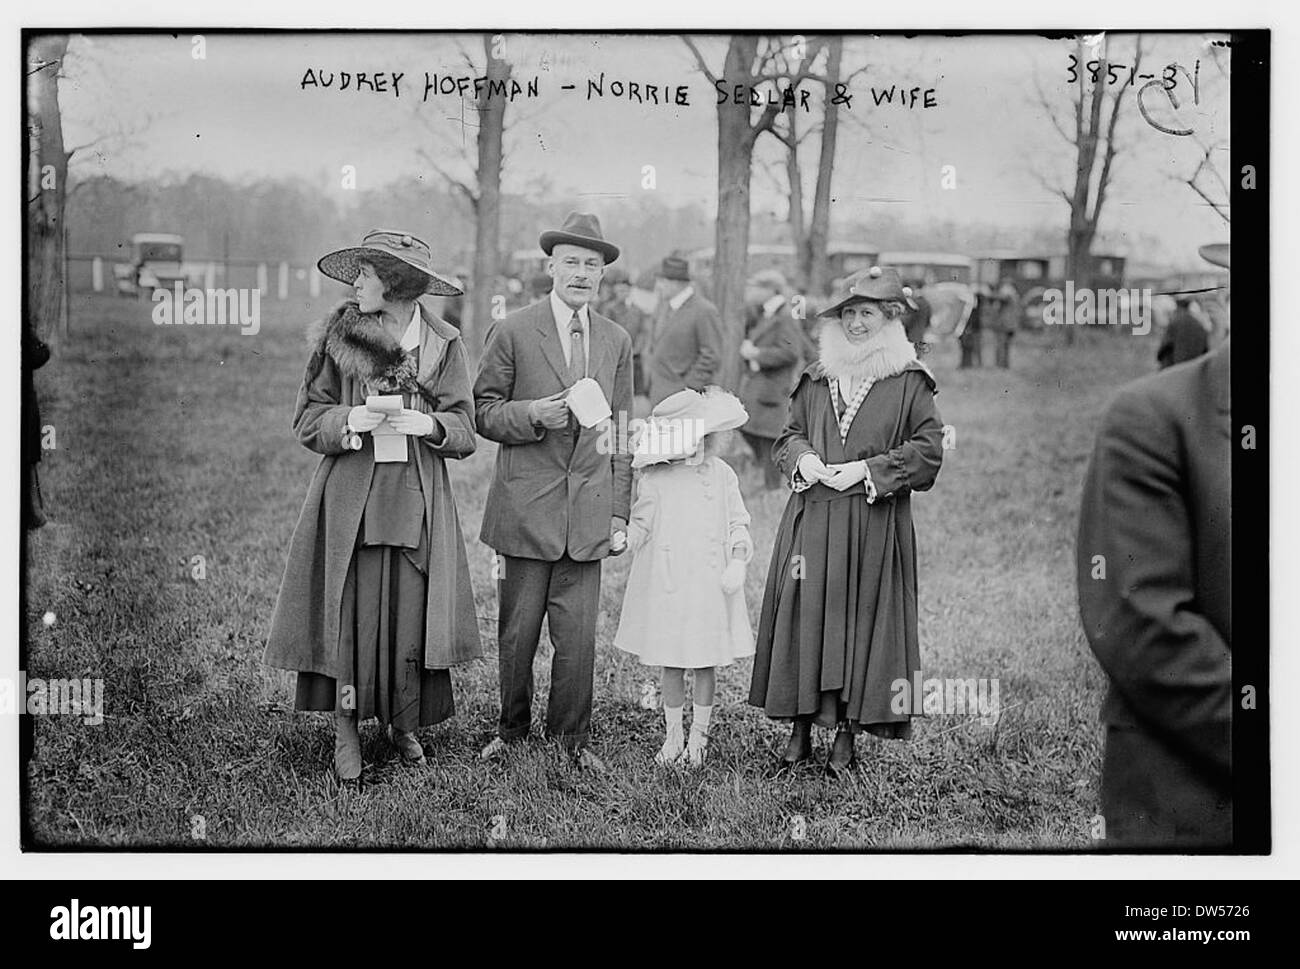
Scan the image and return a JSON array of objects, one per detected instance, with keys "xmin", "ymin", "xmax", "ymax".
[
  {"xmin": 295, "ymin": 537, "xmax": 454, "ymax": 731},
  {"xmin": 750, "ymin": 491, "xmax": 919, "ymax": 738}
]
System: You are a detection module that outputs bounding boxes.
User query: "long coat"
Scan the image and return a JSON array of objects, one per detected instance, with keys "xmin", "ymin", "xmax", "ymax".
[
  {"xmin": 750, "ymin": 356, "xmax": 944, "ymax": 731},
  {"xmin": 647, "ymin": 291, "xmax": 725, "ymax": 407},
  {"xmin": 738, "ymin": 301, "xmax": 804, "ymax": 440},
  {"xmin": 263, "ymin": 298, "xmax": 483, "ymax": 676},
  {"xmin": 474, "ymin": 298, "xmax": 634, "ymax": 562},
  {"xmin": 1077, "ymin": 341, "xmax": 1231, "ymax": 847},
  {"xmin": 614, "ymin": 456, "xmax": 755, "ymax": 668}
]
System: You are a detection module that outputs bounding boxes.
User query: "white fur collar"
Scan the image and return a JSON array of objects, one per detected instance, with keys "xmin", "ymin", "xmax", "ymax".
[{"xmin": 818, "ymin": 318, "xmax": 917, "ymax": 383}]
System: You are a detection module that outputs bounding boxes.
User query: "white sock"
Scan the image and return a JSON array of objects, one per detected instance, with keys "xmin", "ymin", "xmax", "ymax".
[
  {"xmin": 663, "ymin": 704, "xmax": 684, "ymax": 737},
  {"xmin": 692, "ymin": 704, "xmax": 713, "ymax": 737}
]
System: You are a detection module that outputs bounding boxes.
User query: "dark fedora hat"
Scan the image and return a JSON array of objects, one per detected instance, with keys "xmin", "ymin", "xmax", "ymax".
[
  {"xmin": 318, "ymin": 229, "xmax": 463, "ymax": 297},
  {"xmin": 818, "ymin": 265, "xmax": 917, "ymax": 318},
  {"xmin": 539, "ymin": 211, "xmax": 620, "ymax": 264},
  {"xmin": 657, "ymin": 255, "xmax": 691, "ymax": 282}
]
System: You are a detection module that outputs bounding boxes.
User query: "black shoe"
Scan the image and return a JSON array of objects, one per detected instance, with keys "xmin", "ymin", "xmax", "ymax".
[
  {"xmin": 826, "ymin": 726, "xmax": 856, "ymax": 777},
  {"xmin": 778, "ymin": 719, "xmax": 813, "ymax": 769}
]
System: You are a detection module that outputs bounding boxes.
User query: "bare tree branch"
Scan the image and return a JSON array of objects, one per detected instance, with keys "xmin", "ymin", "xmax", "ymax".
[
  {"xmin": 682, "ymin": 36, "xmax": 718, "ymax": 86},
  {"xmin": 416, "ymin": 148, "xmax": 478, "ymax": 208}
]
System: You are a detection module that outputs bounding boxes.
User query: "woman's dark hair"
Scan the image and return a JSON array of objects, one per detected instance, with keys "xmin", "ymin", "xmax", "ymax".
[{"xmin": 359, "ymin": 253, "xmax": 431, "ymax": 302}]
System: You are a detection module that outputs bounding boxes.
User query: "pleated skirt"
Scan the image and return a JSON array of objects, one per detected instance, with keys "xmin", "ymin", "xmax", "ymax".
[
  {"xmin": 749, "ymin": 492, "xmax": 919, "ymax": 738},
  {"xmin": 294, "ymin": 536, "xmax": 454, "ymax": 731}
]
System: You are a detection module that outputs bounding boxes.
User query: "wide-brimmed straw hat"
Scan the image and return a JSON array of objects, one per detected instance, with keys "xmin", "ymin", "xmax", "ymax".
[
  {"xmin": 818, "ymin": 265, "xmax": 918, "ymax": 318},
  {"xmin": 632, "ymin": 387, "xmax": 748, "ymax": 469},
  {"xmin": 539, "ymin": 211, "xmax": 620, "ymax": 264},
  {"xmin": 318, "ymin": 229, "xmax": 463, "ymax": 296}
]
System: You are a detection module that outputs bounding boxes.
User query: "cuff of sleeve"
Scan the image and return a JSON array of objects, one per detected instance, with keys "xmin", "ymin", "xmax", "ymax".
[
  {"xmin": 790, "ymin": 450, "xmax": 816, "ymax": 493},
  {"xmin": 862, "ymin": 461, "xmax": 878, "ymax": 503},
  {"xmin": 729, "ymin": 527, "xmax": 755, "ymax": 564},
  {"xmin": 342, "ymin": 422, "xmax": 363, "ymax": 451}
]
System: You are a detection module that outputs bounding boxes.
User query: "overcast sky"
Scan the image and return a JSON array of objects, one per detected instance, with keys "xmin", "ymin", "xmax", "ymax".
[{"xmin": 56, "ymin": 31, "xmax": 1231, "ymax": 267}]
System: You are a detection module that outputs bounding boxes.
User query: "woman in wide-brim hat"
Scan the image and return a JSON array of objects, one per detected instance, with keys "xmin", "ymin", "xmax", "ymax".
[
  {"xmin": 748, "ymin": 265, "xmax": 945, "ymax": 776},
  {"xmin": 264, "ymin": 229, "xmax": 482, "ymax": 784}
]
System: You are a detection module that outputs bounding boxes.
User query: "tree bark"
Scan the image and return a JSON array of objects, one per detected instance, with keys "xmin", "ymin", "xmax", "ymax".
[
  {"xmin": 468, "ymin": 34, "xmax": 509, "ymax": 354},
  {"xmin": 712, "ymin": 36, "xmax": 774, "ymax": 391},
  {"xmin": 806, "ymin": 36, "xmax": 842, "ymax": 299},
  {"xmin": 784, "ymin": 110, "xmax": 806, "ymax": 292},
  {"xmin": 27, "ymin": 34, "xmax": 70, "ymax": 343}
]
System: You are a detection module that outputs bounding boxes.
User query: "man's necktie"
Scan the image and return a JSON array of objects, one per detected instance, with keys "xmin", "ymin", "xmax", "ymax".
[{"xmin": 568, "ymin": 312, "xmax": 586, "ymax": 384}]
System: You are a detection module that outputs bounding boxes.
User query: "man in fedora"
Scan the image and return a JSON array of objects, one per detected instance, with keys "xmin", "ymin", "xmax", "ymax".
[
  {"xmin": 1076, "ymin": 242, "xmax": 1231, "ymax": 847},
  {"xmin": 474, "ymin": 211, "xmax": 634, "ymax": 771},
  {"xmin": 646, "ymin": 255, "xmax": 724, "ymax": 408}
]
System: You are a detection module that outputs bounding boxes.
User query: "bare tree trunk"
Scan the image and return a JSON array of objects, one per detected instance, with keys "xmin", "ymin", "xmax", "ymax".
[
  {"xmin": 27, "ymin": 34, "xmax": 70, "ymax": 343},
  {"xmin": 806, "ymin": 36, "xmax": 842, "ymax": 298},
  {"xmin": 468, "ymin": 35, "xmax": 509, "ymax": 354},
  {"xmin": 712, "ymin": 36, "xmax": 766, "ymax": 392},
  {"xmin": 784, "ymin": 111, "xmax": 807, "ymax": 292}
]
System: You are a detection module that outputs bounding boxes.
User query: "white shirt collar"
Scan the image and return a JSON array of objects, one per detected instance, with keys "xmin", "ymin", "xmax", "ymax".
[
  {"xmin": 762, "ymin": 294, "xmax": 785, "ymax": 317},
  {"xmin": 399, "ymin": 303, "xmax": 421, "ymax": 352},
  {"xmin": 550, "ymin": 288, "xmax": 590, "ymax": 334},
  {"xmin": 668, "ymin": 285, "xmax": 694, "ymax": 312}
]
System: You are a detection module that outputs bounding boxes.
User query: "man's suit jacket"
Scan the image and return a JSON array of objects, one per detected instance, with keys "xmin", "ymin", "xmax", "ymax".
[
  {"xmin": 738, "ymin": 301, "xmax": 804, "ymax": 440},
  {"xmin": 1076, "ymin": 341, "xmax": 1231, "ymax": 846},
  {"xmin": 647, "ymin": 291, "xmax": 724, "ymax": 407},
  {"xmin": 475, "ymin": 298, "xmax": 634, "ymax": 562}
]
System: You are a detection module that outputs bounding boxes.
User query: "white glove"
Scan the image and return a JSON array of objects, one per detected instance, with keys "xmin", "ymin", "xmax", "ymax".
[
  {"xmin": 346, "ymin": 404, "xmax": 385, "ymax": 433},
  {"xmin": 386, "ymin": 408, "xmax": 435, "ymax": 436},
  {"xmin": 797, "ymin": 451, "xmax": 832, "ymax": 483},
  {"xmin": 721, "ymin": 559, "xmax": 746, "ymax": 595},
  {"xmin": 824, "ymin": 460, "xmax": 868, "ymax": 492}
]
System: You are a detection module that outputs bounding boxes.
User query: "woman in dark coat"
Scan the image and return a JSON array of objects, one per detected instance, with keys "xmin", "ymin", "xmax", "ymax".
[
  {"xmin": 264, "ymin": 230, "xmax": 482, "ymax": 783},
  {"xmin": 749, "ymin": 266, "xmax": 944, "ymax": 775}
]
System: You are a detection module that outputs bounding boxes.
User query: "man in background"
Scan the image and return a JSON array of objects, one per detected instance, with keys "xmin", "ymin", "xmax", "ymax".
[
  {"xmin": 1156, "ymin": 296, "xmax": 1210, "ymax": 369},
  {"xmin": 646, "ymin": 255, "xmax": 724, "ymax": 407},
  {"xmin": 737, "ymin": 269, "xmax": 803, "ymax": 489},
  {"xmin": 598, "ymin": 266, "xmax": 650, "ymax": 399}
]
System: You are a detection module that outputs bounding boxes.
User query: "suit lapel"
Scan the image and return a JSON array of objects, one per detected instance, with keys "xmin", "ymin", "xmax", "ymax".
[
  {"xmin": 587, "ymin": 314, "xmax": 611, "ymax": 387},
  {"xmin": 534, "ymin": 302, "xmax": 570, "ymax": 385}
]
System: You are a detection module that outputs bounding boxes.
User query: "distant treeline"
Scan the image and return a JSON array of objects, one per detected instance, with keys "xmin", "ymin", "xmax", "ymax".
[{"xmin": 66, "ymin": 171, "xmax": 1142, "ymax": 281}]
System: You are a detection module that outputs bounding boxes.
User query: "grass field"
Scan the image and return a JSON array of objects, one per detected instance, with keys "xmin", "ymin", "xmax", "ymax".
[{"xmin": 23, "ymin": 293, "xmax": 1156, "ymax": 850}]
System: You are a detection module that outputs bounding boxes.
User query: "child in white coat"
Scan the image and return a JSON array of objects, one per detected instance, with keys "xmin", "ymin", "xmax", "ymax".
[{"xmin": 614, "ymin": 388, "xmax": 755, "ymax": 766}]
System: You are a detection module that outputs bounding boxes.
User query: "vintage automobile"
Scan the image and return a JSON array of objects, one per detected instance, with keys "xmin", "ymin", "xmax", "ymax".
[
  {"xmin": 971, "ymin": 250, "xmax": 1127, "ymax": 331},
  {"xmin": 114, "ymin": 233, "xmax": 189, "ymax": 297}
]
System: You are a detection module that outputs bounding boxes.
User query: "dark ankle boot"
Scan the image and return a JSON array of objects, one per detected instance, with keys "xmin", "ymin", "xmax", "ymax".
[
  {"xmin": 780, "ymin": 718, "xmax": 813, "ymax": 767},
  {"xmin": 826, "ymin": 723, "xmax": 856, "ymax": 776}
]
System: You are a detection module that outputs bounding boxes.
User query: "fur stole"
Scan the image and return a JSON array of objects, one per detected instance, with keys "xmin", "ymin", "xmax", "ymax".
[
  {"xmin": 817, "ymin": 318, "xmax": 922, "ymax": 385},
  {"xmin": 305, "ymin": 300, "xmax": 437, "ymax": 403}
]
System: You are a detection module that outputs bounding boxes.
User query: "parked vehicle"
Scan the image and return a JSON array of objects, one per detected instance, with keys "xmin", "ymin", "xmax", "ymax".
[{"xmin": 115, "ymin": 233, "xmax": 188, "ymax": 297}]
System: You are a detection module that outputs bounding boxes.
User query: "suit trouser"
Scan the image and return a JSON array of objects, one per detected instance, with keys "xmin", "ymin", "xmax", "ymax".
[
  {"xmin": 994, "ymin": 331, "xmax": 1013, "ymax": 368},
  {"xmin": 497, "ymin": 553, "xmax": 601, "ymax": 750}
]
